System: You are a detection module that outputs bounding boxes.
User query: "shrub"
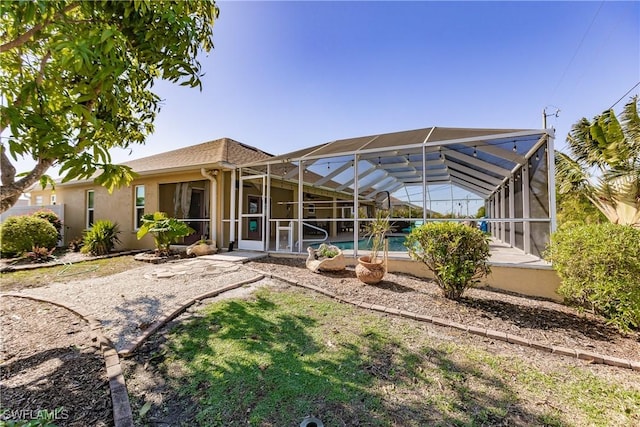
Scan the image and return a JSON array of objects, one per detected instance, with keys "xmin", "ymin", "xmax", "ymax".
[
  {"xmin": 544, "ymin": 223, "xmax": 640, "ymax": 332},
  {"xmin": 0, "ymin": 215, "xmax": 58, "ymax": 257},
  {"xmin": 405, "ymin": 222, "xmax": 491, "ymax": 300},
  {"xmin": 31, "ymin": 209, "xmax": 63, "ymax": 241},
  {"xmin": 136, "ymin": 212, "xmax": 194, "ymax": 256},
  {"xmin": 26, "ymin": 246, "xmax": 56, "ymax": 262},
  {"xmin": 81, "ymin": 220, "xmax": 121, "ymax": 255}
]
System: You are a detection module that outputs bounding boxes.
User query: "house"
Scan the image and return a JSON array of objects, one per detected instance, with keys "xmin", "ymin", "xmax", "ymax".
[
  {"xmin": 29, "ymin": 125, "xmax": 557, "ymax": 260},
  {"xmin": 29, "ymin": 138, "xmax": 272, "ymax": 250},
  {"xmin": 26, "ymin": 126, "xmax": 561, "ymax": 299}
]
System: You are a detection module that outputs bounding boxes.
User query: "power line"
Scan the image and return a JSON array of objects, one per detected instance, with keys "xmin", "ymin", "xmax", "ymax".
[
  {"xmin": 548, "ymin": 0, "xmax": 605, "ymax": 102},
  {"xmin": 608, "ymin": 81, "xmax": 640, "ymax": 110}
]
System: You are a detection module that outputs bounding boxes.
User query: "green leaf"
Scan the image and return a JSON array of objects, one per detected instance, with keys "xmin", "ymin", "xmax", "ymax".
[
  {"xmin": 139, "ymin": 401, "xmax": 152, "ymax": 418},
  {"xmin": 100, "ymin": 28, "xmax": 113, "ymax": 43},
  {"xmin": 0, "ymin": 0, "xmax": 219, "ymax": 211}
]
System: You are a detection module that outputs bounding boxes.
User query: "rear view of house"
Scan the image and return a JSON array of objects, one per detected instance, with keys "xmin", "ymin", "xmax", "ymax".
[{"xmin": 28, "ymin": 138, "xmax": 272, "ymax": 251}]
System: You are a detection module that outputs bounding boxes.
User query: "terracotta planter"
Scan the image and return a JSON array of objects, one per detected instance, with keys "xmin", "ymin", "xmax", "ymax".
[{"xmin": 355, "ymin": 255, "xmax": 386, "ymax": 285}]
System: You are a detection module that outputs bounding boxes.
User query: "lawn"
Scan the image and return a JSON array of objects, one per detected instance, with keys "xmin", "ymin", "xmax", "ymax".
[
  {"xmin": 138, "ymin": 287, "xmax": 640, "ymax": 426},
  {"xmin": 0, "ymin": 255, "xmax": 141, "ymax": 291}
]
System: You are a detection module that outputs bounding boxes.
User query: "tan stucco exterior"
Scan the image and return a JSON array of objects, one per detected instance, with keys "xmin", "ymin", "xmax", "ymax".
[
  {"xmin": 271, "ymin": 253, "xmax": 562, "ymax": 302},
  {"xmin": 29, "ymin": 169, "xmax": 228, "ymax": 251},
  {"xmin": 27, "ymin": 166, "xmax": 360, "ymax": 252},
  {"xmin": 369, "ymin": 258, "xmax": 561, "ymax": 301},
  {"xmin": 385, "ymin": 258, "xmax": 562, "ymax": 302}
]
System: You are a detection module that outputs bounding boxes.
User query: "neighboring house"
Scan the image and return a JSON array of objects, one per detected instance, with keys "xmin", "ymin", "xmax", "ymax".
[{"xmin": 29, "ymin": 138, "xmax": 272, "ymax": 250}]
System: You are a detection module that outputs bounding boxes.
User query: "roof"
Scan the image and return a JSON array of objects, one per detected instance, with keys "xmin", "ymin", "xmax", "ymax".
[
  {"xmin": 36, "ymin": 138, "xmax": 273, "ymax": 189},
  {"xmin": 123, "ymin": 138, "xmax": 272, "ymax": 173},
  {"xmin": 242, "ymin": 126, "xmax": 552, "ymax": 199}
]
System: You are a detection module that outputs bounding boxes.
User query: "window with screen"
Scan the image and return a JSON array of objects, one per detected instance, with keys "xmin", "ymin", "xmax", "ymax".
[{"xmin": 134, "ymin": 185, "xmax": 145, "ymax": 229}]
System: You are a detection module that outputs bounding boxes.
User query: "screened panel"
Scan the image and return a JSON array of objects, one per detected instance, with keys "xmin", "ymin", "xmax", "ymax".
[
  {"xmin": 503, "ymin": 186, "xmax": 510, "ymax": 244},
  {"xmin": 365, "ymin": 128, "xmax": 432, "ymax": 151},
  {"xmin": 311, "ymin": 135, "xmax": 377, "ymax": 157},
  {"xmin": 514, "ymin": 172, "xmax": 524, "ymax": 250},
  {"xmin": 529, "ymin": 145, "xmax": 550, "ymax": 257},
  {"xmin": 426, "ymin": 127, "xmax": 521, "ymax": 142}
]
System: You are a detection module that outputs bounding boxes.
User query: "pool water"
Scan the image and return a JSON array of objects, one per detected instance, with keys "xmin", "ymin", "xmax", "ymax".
[{"xmin": 313, "ymin": 235, "xmax": 409, "ymax": 252}]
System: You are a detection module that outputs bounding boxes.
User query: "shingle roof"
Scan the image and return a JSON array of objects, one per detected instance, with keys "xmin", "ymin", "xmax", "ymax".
[{"xmin": 122, "ymin": 138, "xmax": 272, "ymax": 173}]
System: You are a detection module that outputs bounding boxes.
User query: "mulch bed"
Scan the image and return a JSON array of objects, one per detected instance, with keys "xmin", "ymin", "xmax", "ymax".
[
  {"xmin": 0, "ymin": 297, "xmax": 112, "ymax": 426},
  {"xmin": 247, "ymin": 257, "xmax": 640, "ymax": 361}
]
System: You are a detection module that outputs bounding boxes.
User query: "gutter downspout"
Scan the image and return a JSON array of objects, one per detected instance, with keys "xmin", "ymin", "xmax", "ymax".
[
  {"xmin": 230, "ymin": 167, "xmax": 237, "ymax": 244},
  {"xmin": 201, "ymin": 168, "xmax": 218, "ymax": 245}
]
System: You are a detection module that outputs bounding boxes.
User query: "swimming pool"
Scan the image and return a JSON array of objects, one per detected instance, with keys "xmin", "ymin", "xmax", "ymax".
[{"xmin": 312, "ymin": 235, "xmax": 409, "ymax": 252}]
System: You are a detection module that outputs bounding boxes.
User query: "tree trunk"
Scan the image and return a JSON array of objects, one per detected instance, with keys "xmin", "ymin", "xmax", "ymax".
[{"xmin": 0, "ymin": 147, "xmax": 54, "ymax": 213}]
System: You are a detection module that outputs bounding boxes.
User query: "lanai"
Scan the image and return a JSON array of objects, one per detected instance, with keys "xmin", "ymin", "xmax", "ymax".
[{"xmin": 234, "ymin": 126, "xmax": 555, "ymax": 260}]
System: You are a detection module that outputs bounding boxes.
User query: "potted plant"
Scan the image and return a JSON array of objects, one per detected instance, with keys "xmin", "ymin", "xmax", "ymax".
[
  {"xmin": 355, "ymin": 211, "xmax": 391, "ymax": 284},
  {"xmin": 306, "ymin": 243, "xmax": 346, "ymax": 273}
]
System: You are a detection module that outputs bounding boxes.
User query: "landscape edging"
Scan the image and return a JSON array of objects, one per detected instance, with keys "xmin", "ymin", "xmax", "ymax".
[
  {"xmin": 1, "ymin": 293, "xmax": 134, "ymax": 427},
  {"xmin": 117, "ymin": 274, "xmax": 265, "ymax": 357},
  {"xmin": 250, "ymin": 269, "xmax": 640, "ymax": 372},
  {"xmin": 1, "ymin": 273, "xmax": 266, "ymax": 426}
]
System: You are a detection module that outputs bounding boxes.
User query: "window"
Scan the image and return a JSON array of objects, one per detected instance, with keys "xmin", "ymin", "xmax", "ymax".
[
  {"xmin": 50, "ymin": 194, "xmax": 56, "ymax": 205},
  {"xmin": 134, "ymin": 185, "xmax": 145, "ymax": 229},
  {"xmin": 86, "ymin": 190, "xmax": 94, "ymax": 228},
  {"xmin": 35, "ymin": 196, "xmax": 43, "ymax": 205}
]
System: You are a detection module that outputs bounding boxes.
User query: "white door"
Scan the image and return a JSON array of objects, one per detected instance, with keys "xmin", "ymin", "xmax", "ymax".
[{"xmin": 238, "ymin": 174, "xmax": 267, "ymax": 251}]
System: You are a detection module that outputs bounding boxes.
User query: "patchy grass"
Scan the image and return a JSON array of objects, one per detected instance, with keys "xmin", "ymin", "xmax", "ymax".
[
  {"xmin": 0, "ymin": 255, "xmax": 141, "ymax": 291},
  {"xmin": 149, "ymin": 287, "xmax": 640, "ymax": 426}
]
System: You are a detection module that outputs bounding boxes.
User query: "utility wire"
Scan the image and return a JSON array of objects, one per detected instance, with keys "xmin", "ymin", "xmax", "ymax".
[
  {"xmin": 548, "ymin": 0, "xmax": 605, "ymax": 102},
  {"xmin": 608, "ymin": 81, "xmax": 640, "ymax": 110}
]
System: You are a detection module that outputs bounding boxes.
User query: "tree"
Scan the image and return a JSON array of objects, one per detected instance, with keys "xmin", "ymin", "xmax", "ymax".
[
  {"xmin": 0, "ymin": 1, "xmax": 219, "ymax": 212},
  {"xmin": 555, "ymin": 96, "xmax": 640, "ymax": 227}
]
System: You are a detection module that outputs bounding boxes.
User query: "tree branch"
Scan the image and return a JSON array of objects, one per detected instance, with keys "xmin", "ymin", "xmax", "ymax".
[
  {"xmin": 35, "ymin": 50, "xmax": 52, "ymax": 86},
  {"xmin": 0, "ymin": 23, "xmax": 45, "ymax": 53},
  {"xmin": 0, "ymin": 3, "xmax": 80, "ymax": 54}
]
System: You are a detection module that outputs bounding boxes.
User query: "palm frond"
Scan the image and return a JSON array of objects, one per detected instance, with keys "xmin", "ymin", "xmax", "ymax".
[
  {"xmin": 621, "ymin": 95, "xmax": 640, "ymax": 157},
  {"xmin": 567, "ymin": 118, "xmax": 608, "ymax": 169},
  {"xmin": 555, "ymin": 151, "xmax": 592, "ymax": 195},
  {"xmin": 593, "ymin": 109, "xmax": 629, "ymax": 166},
  {"xmin": 562, "ymin": 97, "xmax": 640, "ymax": 226}
]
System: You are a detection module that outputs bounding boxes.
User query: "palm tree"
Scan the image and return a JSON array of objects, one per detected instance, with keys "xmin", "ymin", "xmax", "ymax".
[{"xmin": 556, "ymin": 96, "xmax": 640, "ymax": 227}]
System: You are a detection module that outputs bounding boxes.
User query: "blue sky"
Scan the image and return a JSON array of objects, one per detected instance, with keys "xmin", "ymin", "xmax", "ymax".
[
  {"xmin": 16, "ymin": 1, "xmax": 640, "ymax": 212},
  {"xmin": 130, "ymin": 0, "xmax": 637, "ymax": 154}
]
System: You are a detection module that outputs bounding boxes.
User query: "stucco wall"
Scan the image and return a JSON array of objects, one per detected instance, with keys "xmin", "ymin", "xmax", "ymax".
[
  {"xmin": 359, "ymin": 257, "xmax": 562, "ymax": 302},
  {"xmin": 271, "ymin": 253, "xmax": 562, "ymax": 302},
  {"xmin": 29, "ymin": 170, "xmax": 225, "ymax": 250}
]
